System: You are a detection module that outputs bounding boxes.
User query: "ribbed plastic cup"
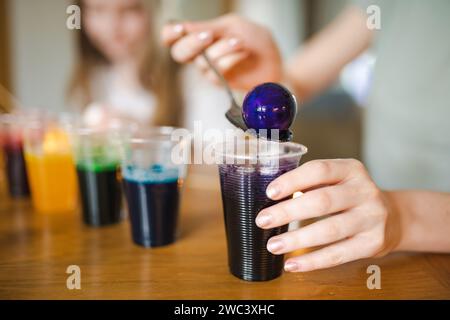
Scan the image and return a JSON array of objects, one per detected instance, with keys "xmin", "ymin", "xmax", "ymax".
[
  {"xmin": 72, "ymin": 123, "xmax": 134, "ymax": 227},
  {"xmin": 120, "ymin": 127, "xmax": 189, "ymax": 247},
  {"xmin": 216, "ymin": 139, "xmax": 307, "ymax": 281},
  {"xmin": 0, "ymin": 113, "xmax": 30, "ymax": 198}
]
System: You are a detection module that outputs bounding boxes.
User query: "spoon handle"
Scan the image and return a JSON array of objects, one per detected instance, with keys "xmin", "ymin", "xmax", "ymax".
[{"xmin": 201, "ymin": 52, "xmax": 239, "ymax": 108}]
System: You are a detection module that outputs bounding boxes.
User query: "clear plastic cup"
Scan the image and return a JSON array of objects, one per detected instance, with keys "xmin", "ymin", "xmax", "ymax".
[
  {"xmin": 72, "ymin": 123, "xmax": 135, "ymax": 226},
  {"xmin": 121, "ymin": 127, "xmax": 189, "ymax": 247},
  {"xmin": 0, "ymin": 113, "xmax": 30, "ymax": 198},
  {"xmin": 215, "ymin": 138, "xmax": 307, "ymax": 281},
  {"xmin": 23, "ymin": 116, "xmax": 78, "ymax": 213}
]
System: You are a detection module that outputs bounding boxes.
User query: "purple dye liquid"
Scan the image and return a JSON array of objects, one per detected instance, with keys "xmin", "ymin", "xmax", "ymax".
[{"xmin": 218, "ymin": 157, "xmax": 299, "ymax": 281}]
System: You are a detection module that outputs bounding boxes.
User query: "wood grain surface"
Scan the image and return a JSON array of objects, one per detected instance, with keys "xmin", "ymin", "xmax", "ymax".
[{"xmin": 0, "ymin": 165, "xmax": 449, "ymax": 299}]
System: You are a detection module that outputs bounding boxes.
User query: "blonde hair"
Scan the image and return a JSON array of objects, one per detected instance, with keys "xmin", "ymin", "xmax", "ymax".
[{"xmin": 67, "ymin": 0, "xmax": 183, "ymax": 127}]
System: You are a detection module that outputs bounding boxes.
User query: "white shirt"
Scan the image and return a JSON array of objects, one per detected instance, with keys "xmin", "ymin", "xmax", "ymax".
[{"xmin": 84, "ymin": 65, "xmax": 233, "ymax": 131}]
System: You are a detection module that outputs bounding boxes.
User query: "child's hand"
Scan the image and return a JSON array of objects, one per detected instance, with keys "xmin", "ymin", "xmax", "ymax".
[
  {"xmin": 82, "ymin": 103, "xmax": 116, "ymax": 128},
  {"xmin": 256, "ymin": 159, "xmax": 401, "ymax": 272},
  {"xmin": 82, "ymin": 103, "xmax": 137, "ymax": 129}
]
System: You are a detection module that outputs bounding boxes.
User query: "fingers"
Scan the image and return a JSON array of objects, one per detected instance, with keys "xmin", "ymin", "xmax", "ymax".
[
  {"xmin": 162, "ymin": 20, "xmax": 222, "ymax": 47},
  {"xmin": 266, "ymin": 159, "xmax": 365, "ymax": 200},
  {"xmin": 193, "ymin": 38, "xmax": 247, "ymax": 83},
  {"xmin": 161, "ymin": 15, "xmax": 229, "ymax": 49},
  {"xmin": 214, "ymin": 51, "xmax": 249, "ymax": 74},
  {"xmin": 165, "ymin": 23, "xmax": 246, "ymax": 69},
  {"xmin": 198, "ymin": 52, "xmax": 249, "ymax": 82},
  {"xmin": 256, "ymin": 184, "xmax": 361, "ymax": 229},
  {"xmin": 266, "ymin": 209, "xmax": 370, "ymax": 255},
  {"xmin": 170, "ymin": 30, "xmax": 215, "ymax": 62},
  {"xmin": 283, "ymin": 236, "xmax": 370, "ymax": 272},
  {"xmin": 206, "ymin": 38, "xmax": 243, "ymax": 61},
  {"xmin": 162, "ymin": 15, "xmax": 245, "ymax": 64},
  {"xmin": 161, "ymin": 23, "xmax": 186, "ymax": 47},
  {"xmin": 194, "ymin": 38, "xmax": 243, "ymax": 71}
]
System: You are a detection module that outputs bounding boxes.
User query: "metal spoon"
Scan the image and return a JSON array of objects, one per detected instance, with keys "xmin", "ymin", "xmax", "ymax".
[
  {"xmin": 167, "ymin": 20, "xmax": 291, "ymax": 141},
  {"xmin": 200, "ymin": 52, "xmax": 248, "ymax": 131},
  {"xmin": 202, "ymin": 53, "xmax": 293, "ymax": 142},
  {"xmin": 167, "ymin": 19, "xmax": 247, "ymax": 131}
]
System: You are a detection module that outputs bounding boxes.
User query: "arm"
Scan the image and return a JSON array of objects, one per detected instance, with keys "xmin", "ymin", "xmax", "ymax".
[
  {"xmin": 162, "ymin": 6, "xmax": 373, "ymax": 100},
  {"xmin": 285, "ymin": 5, "xmax": 374, "ymax": 100},
  {"xmin": 387, "ymin": 191, "xmax": 450, "ymax": 253}
]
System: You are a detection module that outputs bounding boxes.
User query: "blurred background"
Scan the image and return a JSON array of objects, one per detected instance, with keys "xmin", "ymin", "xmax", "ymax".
[{"xmin": 0, "ymin": 0, "xmax": 369, "ymax": 163}]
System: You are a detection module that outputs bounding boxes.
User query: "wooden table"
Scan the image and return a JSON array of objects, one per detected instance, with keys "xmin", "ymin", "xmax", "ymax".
[{"xmin": 0, "ymin": 165, "xmax": 449, "ymax": 300}]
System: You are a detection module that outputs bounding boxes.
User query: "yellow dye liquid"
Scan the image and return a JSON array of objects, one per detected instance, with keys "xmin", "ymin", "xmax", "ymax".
[{"xmin": 25, "ymin": 128, "xmax": 77, "ymax": 213}]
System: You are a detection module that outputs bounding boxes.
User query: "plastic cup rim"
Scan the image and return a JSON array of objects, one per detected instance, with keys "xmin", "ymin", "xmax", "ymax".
[
  {"xmin": 213, "ymin": 139, "xmax": 308, "ymax": 161},
  {"xmin": 128, "ymin": 126, "xmax": 187, "ymax": 145}
]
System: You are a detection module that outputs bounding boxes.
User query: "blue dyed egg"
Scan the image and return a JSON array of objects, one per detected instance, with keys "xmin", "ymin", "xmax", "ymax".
[{"xmin": 242, "ymin": 83, "xmax": 297, "ymax": 132}]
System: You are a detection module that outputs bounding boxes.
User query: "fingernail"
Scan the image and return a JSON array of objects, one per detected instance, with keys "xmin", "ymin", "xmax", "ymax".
[
  {"xmin": 267, "ymin": 239, "xmax": 284, "ymax": 253},
  {"xmin": 255, "ymin": 213, "xmax": 272, "ymax": 228},
  {"xmin": 293, "ymin": 191, "xmax": 303, "ymax": 199},
  {"xmin": 228, "ymin": 37, "xmax": 240, "ymax": 48},
  {"xmin": 266, "ymin": 185, "xmax": 280, "ymax": 199},
  {"xmin": 173, "ymin": 24, "xmax": 184, "ymax": 34},
  {"xmin": 198, "ymin": 31, "xmax": 212, "ymax": 42},
  {"xmin": 284, "ymin": 261, "xmax": 298, "ymax": 272}
]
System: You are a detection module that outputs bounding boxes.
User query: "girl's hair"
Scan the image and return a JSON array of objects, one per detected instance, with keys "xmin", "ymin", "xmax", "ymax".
[{"xmin": 67, "ymin": 0, "xmax": 183, "ymax": 127}]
